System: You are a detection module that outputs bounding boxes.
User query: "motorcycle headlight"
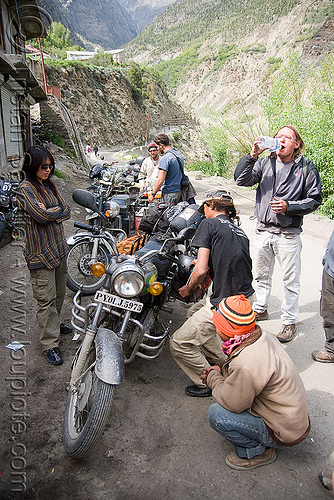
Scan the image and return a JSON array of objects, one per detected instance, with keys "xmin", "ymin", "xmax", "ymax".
[
  {"xmin": 102, "ymin": 170, "xmax": 112, "ymax": 182},
  {"xmin": 111, "ymin": 260, "xmax": 145, "ymax": 298},
  {"xmin": 104, "ymin": 201, "xmax": 119, "ymax": 218}
]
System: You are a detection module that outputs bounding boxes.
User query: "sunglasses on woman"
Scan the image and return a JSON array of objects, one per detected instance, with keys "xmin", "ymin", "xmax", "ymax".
[{"xmin": 40, "ymin": 163, "xmax": 52, "ymax": 171}]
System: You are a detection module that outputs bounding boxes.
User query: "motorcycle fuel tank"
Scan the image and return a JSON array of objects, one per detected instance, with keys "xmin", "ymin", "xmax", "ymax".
[{"xmin": 141, "ymin": 261, "xmax": 158, "ymax": 295}]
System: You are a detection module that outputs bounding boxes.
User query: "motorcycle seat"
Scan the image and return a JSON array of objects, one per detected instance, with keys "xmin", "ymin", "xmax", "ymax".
[{"xmin": 135, "ymin": 238, "xmax": 175, "ymax": 277}]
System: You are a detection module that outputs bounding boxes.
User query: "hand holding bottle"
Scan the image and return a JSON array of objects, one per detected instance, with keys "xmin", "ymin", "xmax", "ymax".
[{"xmin": 250, "ymin": 136, "xmax": 282, "ymax": 160}]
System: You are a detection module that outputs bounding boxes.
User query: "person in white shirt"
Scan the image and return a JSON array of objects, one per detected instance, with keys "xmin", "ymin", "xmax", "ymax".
[{"xmin": 138, "ymin": 143, "xmax": 160, "ymax": 194}]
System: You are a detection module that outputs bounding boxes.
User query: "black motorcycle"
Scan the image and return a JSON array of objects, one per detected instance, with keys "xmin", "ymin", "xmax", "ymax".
[
  {"xmin": 66, "ymin": 190, "xmax": 128, "ymax": 295},
  {"xmin": 0, "ymin": 178, "xmax": 20, "ymax": 244},
  {"xmin": 62, "ymin": 189, "xmax": 206, "ymax": 458}
]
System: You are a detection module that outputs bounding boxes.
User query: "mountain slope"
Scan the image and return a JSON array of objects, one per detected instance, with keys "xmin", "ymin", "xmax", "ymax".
[
  {"xmin": 126, "ymin": 0, "xmax": 334, "ymax": 126},
  {"xmin": 120, "ymin": 0, "xmax": 176, "ymax": 31},
  {"xmin": 39, "ymin": 0, "xmax": 138, "ymax": 48},
  {"xmin": 126, "ymin": 0, "xmax": 301, "ymax": 60}
]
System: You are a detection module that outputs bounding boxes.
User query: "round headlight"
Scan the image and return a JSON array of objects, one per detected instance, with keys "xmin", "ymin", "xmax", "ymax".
[
  {"xmin": 104, "ymin": 200, "xmax": 120, "ymax": 218},
  {"xmin": 111, "ymin": 260, "xmax": 145, "ymax": 298},
  {"xmin": 102, "ymin": 170, "xmax": 112, "ymax": 182},
  {"xmin": 113, "ymin": 271, "xmax": 144, "ymax": 298}
]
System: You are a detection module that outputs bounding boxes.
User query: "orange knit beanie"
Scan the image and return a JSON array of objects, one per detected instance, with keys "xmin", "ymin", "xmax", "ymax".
[{"xmin": 212, "ymin": 295, "xmax": 255, "ymax": 337}]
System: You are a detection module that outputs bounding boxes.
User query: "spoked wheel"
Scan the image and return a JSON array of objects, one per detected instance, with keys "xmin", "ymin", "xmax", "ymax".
[
  {"xmin": 63, "ymin": 349, "xmax": 115, "ymax": 458},
  {"xmin": 66, "ymin": 240, "xmax": 110, "ymax": 295}
]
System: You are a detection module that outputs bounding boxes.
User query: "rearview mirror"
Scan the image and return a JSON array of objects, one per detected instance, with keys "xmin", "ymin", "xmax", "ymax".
[{"xmin": 72, "ymin": 189, "xmax": 98, "ymax": 211}]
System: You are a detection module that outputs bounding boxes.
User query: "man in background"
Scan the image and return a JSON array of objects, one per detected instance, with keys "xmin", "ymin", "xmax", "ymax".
[
  {"xmin": 312, "ymin": 230, "xmax": 334, "ymax": 362},
  {"xmin": 138, "ymin": 143, "xmax": 160, "ymax": 195},
  {"xmin": 148, "ymin": 134, "xmax": 183, "ymax": 204}
]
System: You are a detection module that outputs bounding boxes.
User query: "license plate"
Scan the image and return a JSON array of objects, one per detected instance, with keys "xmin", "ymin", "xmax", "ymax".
[{"xmin": 94, "ymin": 291, "xmax": 143, "ymax": 313}]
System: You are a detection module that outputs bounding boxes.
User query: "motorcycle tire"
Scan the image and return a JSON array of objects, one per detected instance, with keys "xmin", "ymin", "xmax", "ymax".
[
  {"xmin": 63, "ymin": 349, "xmax": 115, "ymax": 458},
  {"xmin": 66, "ymin": 240, "xmax": 111, "ymax": 295}
]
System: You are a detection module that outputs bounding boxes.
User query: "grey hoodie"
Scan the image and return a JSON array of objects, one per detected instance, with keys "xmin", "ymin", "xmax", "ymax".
[{"xmin": 234, "ymin": 153, "xmax": 322, "ymax": 232}]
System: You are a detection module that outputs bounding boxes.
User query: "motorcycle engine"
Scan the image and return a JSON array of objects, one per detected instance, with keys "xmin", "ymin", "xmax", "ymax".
[{"xmin": 176, "ymin": 254, "xmax": 196, "ymax": 285}]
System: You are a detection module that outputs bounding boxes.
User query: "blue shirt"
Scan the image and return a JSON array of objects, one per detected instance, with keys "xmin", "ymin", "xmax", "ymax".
[{"xmin": 158, "ymin": 149, "xmax": 183, "ymax": 193}]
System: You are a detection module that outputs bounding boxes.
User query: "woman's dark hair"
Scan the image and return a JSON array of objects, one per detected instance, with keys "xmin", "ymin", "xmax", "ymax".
[{"xmin": 21, "ymin": 146, "xmax": 58, "ymax": 199}]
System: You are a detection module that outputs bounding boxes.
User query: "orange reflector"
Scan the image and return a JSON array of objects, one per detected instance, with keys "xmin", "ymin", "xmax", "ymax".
[
  {"xmin": 91, "ymin": 262, "xmax": 106, "ymax": 277},
  {"xmin": 105, "ymin": 210, "xmax": 111, "ymax": 218},
  {"xmin": 149, "ymin": 282, "xmax": 163, "ymax": 296}
]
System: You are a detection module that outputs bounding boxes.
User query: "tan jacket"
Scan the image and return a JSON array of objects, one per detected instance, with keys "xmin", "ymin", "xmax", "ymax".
[
  {"xmin": 138, "ymin": 157, "xmax": 159, "ymax": 191},
  {"xmin": 206, "ymin": 327, "xmax": 310, "ymax": 445}
]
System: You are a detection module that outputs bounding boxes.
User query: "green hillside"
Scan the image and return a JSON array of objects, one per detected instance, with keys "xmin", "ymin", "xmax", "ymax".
[
  {"xmin": 128, "ymin": 0, "xmax": 299, "ymax": 55},
  {"xmin": 126, "ymin": 0, "xmax": 333, "ymax": 87}
]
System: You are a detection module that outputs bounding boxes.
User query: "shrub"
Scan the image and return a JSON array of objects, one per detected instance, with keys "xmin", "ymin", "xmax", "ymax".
[
  {"xmin": 54, "ymin": 168, "xmax": 66, "ymax": 179},
  {"xmin": 187, "ymin": 161, "xmax": 216, "ymax": 176}
]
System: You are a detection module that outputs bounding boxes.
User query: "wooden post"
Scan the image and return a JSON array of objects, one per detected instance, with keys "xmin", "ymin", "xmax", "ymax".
[
  {"xmin": 38, "ymin": 38, "xmax": 48, "ymax": 94},
  {"xmin": 145, "ymin": 113, "xmax": 149, "ymax": 145}
]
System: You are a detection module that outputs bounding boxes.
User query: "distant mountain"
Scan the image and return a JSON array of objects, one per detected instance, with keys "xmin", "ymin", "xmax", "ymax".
[
  {"xmin": 38, "ymin": 0, "xmax": 176, "ymax": 49},
  {"xmin": 39, "ymin": 0, "xmax": 138, "ymax": 49},
  {"xmin": 125, "ymin": 0, "xmax": 334, "ymax": 126},
  {"xmin": 119, "ymin": 0, "xmax": 176, "ymax": 31}
]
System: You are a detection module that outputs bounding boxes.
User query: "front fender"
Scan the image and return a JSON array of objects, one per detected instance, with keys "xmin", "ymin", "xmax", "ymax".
[
  {"xmin": 94, "ymin": 328, "xmax": 125, "ymax": 385},
  {"xmin": 66, "ymin": 232, "xmax": 91, "ymax": 246}
]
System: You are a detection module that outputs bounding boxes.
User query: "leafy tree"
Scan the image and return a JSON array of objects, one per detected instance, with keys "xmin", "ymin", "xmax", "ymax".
[
  {"xmin": 30, "ymin": 22, "xmax": 82, "ymax": 59},
  {"xmin": 204, "ymin": 124, "xmax": 228, "ymax": 176},
  {"xmin": 90, "ymin": 51, "xmax": 118, "ymax": 68},
  {"xmin": 128, "ymin": 61, "xmax": 143, "ymax": 93}
]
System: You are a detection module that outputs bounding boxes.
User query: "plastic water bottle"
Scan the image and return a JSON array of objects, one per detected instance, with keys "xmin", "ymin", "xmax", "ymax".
[{"xmin": 257, "ymin": 136, "xmax": 281, "ymax": 151}]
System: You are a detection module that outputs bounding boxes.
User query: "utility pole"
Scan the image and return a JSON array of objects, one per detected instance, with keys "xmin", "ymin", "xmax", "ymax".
[{"xmin": 145, "ymin": 113, "xmax": 149, "ymax": 145}]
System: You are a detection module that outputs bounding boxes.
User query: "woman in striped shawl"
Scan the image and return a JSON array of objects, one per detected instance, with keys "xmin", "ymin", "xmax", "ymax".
[{"xmin": 18, "ymin": 146, "xmax": 71, "ymax": 366}]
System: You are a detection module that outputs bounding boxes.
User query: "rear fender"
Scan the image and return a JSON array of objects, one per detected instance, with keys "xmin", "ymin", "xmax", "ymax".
[{"xmin": 94, "ymin": 328, "xmax": 124, "ymax": 384}]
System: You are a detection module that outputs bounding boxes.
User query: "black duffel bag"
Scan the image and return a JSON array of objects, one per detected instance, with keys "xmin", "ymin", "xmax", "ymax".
[{"xmin": 138, "ymin": 204, "xmax": 169, "ymax": 234}]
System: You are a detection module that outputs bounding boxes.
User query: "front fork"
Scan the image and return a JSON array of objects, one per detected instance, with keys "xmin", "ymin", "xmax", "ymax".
[
  {"xmin": 90, "ymin": 237, "xmax": 100, "ymax": 261},
  {"xmin": 69, "ymin": 302, "xmax": 104, "ymax": 390}
]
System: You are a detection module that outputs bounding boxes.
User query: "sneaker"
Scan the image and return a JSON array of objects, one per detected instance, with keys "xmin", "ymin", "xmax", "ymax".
[
  {"xmin": 43, "ymin": 347, "xmax": 63, "ymax": 365},
  {"xmin": 185, "ymin": 385, "xmax": 212, "ymax": 397},
  {"xmin": 255, "ymin": 310, "xmax": 268, "ymax": 321},
  {"xmin": 318, "ymin": 470, "xmax": 334, "ymax": 494},
  {"xmin": 311, "ymin": 350, "xmax": 334, "ymax": 363},
  {"xmin": 226, "ymin": 447, "xmax": 276, "ymax": 470},
  {"xmin": 277, "ymin": 324, "xmax": 296, "ymax": 343},
  {"xmin": 60, "ymin": 323, "xmax": 73, "ymax": 335}
]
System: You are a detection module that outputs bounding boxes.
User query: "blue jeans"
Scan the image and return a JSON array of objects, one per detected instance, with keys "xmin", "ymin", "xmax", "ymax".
[{"xmin": 208, "ymin": 403, "xmax": 277, "ymax": 459}]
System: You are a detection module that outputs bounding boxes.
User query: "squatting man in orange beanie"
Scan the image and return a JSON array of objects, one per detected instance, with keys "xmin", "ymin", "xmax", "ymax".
[{"xmin": 201, "ymin": 295, "xmax": 310, "ymax": 470}]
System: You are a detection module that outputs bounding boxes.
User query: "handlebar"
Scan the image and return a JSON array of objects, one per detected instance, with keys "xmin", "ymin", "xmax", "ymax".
[{"xmin": 74, "ymin": 222, "xmax": 94, "ymax": 231}]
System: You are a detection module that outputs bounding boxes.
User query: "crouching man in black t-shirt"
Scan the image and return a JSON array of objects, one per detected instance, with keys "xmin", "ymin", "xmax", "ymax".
[{"xmin": 170, "ymin": 190, "xmax": 254, "ymax": 397}]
